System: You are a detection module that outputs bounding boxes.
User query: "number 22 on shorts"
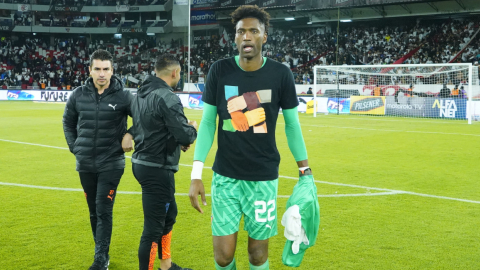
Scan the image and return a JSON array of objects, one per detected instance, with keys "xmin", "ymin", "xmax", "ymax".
[{"xmin": 254, "ymin": 200, "xmax": 276, "ymax": 222}]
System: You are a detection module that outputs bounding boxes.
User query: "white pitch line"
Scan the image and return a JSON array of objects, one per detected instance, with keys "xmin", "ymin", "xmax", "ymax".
[
  {"xmin": 2, "ymin": 139, "xmax": 480, "ymax": 204},
  {"xmin": 312, "ymin": 114, "xmax": 469, "ymax": 125},
  {"xmin": 0, "ymin": 182, "xmax": 400, "ymax": 198},
  {"xmin": 276, "ymin": 123, "xmax": 480, "ymax": 137}
]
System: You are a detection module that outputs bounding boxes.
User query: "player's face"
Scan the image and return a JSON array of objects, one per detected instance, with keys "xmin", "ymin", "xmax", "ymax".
[
  {"xmin": 171, "ymin": 65, "xmax": 181, "ymax": 88},
  {"xmin": 235, "ymin": 18, "xmax": 267, "ymax": 60},
  {"xmin": 89, "ymin": 60, "xmax": 113, "ymax": 89}
]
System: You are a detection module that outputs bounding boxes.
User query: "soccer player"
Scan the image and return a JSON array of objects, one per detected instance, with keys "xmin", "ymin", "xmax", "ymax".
[
  {"xmin": 188, "ymin": 5, "xmax": 311, "ymax": 270},
  {"xmin": 62, "ymin": 49, "xmax": 133, "ymax": 270},
  {"xmin": 126, "ymin": 54, "xmax": 197, "ymax": 270}
]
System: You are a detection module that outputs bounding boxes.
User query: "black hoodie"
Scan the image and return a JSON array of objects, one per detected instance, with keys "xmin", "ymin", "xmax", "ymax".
[
  {"xmin": 130, "ymin": 75, "xmax": 197, "ymax": 171},
  {"xmin": 63, "ymin": 75, "xmax": 133, "ymax": 172}
]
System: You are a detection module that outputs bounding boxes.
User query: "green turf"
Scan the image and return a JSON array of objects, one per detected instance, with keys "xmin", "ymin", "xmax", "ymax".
[{"xmin": 1, "ymin": 101, "xmax": 479, "ymax": 269}]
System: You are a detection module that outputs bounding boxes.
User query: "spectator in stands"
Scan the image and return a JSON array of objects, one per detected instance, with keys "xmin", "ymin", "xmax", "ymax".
[
  {"xmin": 451, "ymin": 84, "xmax": 460, "ymax": 97},
  {"xmin": 439, "ymin": 84, "xmax": 451, "ymax": 97},
  {"xmin": 307, "ymin": 87, "xmax": 312, "ymax": 95},
  {"xmin": 373, "ymin": 84, "xmax": 382, "ymax": 96}
]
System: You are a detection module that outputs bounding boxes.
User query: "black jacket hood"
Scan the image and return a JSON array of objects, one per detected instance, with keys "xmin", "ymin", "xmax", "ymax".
[{"xmin": 137, "ymin": 75, "xmax": 173, "ymax": 98}]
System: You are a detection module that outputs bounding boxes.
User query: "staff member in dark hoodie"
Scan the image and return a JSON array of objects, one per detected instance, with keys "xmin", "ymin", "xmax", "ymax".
[
  {"xmin": 63, "ymin": 49, "xmax": 133, "ymax": 270},
  {"xmin": 125, "ymin": 54, "xmax": 197, "ymax": 270}
]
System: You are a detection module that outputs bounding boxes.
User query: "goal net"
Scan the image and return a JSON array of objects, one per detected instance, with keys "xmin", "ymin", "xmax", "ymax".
[{"xmin": 313, "ymin": 64, "xmax": 479, "ymax": 124}]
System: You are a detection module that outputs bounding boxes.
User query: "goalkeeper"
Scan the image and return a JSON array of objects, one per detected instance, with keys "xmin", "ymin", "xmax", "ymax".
[{"xmin": 188, "ymin": 5, "xmax": 318, "ymax": 270}]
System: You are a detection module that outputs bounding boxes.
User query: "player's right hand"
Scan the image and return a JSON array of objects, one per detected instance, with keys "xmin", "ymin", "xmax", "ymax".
[
  {"xmin": 188, "ymin": 120, "xmax": 198, "ymax": 130},
  {"xmin": 189, "ymin": 179, "xmax": 207, "ymax": 214}
]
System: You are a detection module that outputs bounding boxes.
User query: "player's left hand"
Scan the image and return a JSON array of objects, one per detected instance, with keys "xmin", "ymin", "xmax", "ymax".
[
  {"xmin": 181, "ymin": 144, "xmax": 190, "ymax": 152},
  {"xmin": 122, "ymin": 133, "xmax": 134, "ymax": 152},
  {"xmin": 189, "ymin": 179, "xmax": 207, "ymax": 214}
]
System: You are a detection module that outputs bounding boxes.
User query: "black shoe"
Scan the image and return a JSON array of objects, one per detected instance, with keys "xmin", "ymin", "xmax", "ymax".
[
  {"xmin": 163, "ymin": 262, "xmax": 193, "ymax": 270},
  {"xmin": 88, "ymin": 258, "xmax": 109, "ymax": 270}
]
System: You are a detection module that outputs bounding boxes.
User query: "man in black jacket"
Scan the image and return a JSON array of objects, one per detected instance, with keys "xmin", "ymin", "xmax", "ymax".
[
  {"xmin": 63, "ymin": 49, "xmax": 133, "ymax": 270},
  {"xmin": 125, "ymin": 54, "xmax": 197, "ymax": 270}
]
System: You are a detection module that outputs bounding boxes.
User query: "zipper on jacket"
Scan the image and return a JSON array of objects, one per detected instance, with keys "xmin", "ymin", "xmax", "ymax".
[{"xmin": 94, "ymin": 95, "xmax": 100, "ymax": 172}]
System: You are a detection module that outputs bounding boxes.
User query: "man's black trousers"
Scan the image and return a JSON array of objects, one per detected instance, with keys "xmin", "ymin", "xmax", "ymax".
[
  {"xmin": 133, "ymin": 163, "xmax": 177, "ymax": 270},
  {"xmin": 79, "ymin": 169, "xmax": 124, "ymax": 262}
]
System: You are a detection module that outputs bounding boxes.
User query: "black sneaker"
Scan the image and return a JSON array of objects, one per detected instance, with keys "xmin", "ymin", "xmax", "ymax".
[
  {"xmin": 164, "ymin": 262, "xmax": 193, "ymax": 270},
  {"xmin": 88, "ymin": 258, "xmax": 109, "ymax": 270}
]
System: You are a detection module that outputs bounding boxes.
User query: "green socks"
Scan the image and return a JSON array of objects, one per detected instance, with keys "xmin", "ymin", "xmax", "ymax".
[
  {"xmin": 214, "ymin": 258, "xmax": 269, "ymax": 270},
  {"xmin": 250, "ymin": 259, "xmax": 269, "ymax": 270},
  {"xmin": 215, "ymin": 258, "xmax": 236, "ymax": 270}
]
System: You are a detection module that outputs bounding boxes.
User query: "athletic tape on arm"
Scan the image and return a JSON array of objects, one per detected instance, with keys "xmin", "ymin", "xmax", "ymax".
[
  {"xmin": 283, "ymin": 107, "xmax": 308, "ymax": 162},
  {"xmin": 193, "ymin": 103, "xmax": 217, "ymax": 163}
]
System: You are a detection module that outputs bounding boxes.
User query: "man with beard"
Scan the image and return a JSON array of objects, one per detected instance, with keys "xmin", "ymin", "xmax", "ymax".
[{"xmin": 126, "ymin": 54, "xmax": 197, "ymax": 270}]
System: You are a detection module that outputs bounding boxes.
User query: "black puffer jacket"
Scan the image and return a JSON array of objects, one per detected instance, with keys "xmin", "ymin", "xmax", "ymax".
[
  {"xmin": 131, "ymin": 75, "xmax": 197, "ymax": 171},
  {"xmin": 63, "ymin": 75, "xmax": 133, "ymax": 172}
]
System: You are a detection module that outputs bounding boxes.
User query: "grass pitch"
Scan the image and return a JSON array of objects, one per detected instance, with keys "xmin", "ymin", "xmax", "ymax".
[{"xmin": 0, "ymin": 101, "xmax": 479, "ymax": 269}]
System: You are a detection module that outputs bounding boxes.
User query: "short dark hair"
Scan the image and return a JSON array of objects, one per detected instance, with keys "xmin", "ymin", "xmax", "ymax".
[
  {"xmin": 155, "ymin": 54, "xmax": 180, "ymax": 74},
  {"xmin": 89, "ymin": 49, "xmax": 113, "ymax": 67},
  {"xmin": 231, "ymin": 5, "xmax": 270, "ymax": 33}
]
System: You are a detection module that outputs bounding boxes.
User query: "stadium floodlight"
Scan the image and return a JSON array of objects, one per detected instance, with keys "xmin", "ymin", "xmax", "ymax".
[
  {"xmin": 340, "ymin": 19, "xmax": 352, "ymax": 22},
  {"xmin": 285, "ymin": 17, "xmax": 295, "ymax": 21},
  {"xmin": 313, "ymin": 63, "xmax": 478, "ymax": 124}
]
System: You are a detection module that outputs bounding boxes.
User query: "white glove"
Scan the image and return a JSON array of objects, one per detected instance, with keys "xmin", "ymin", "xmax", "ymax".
[{"xmin": 281, "ymin": 205, "xmax": 309, "ymax": 254}]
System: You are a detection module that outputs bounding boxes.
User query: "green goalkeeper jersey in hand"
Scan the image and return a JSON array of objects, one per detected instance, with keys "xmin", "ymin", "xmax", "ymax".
[{"xmin": 282, "ymin": 169, "xmax": 320, "ymax": 267}]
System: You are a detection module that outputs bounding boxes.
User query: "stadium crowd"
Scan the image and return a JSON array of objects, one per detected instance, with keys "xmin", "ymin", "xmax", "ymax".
[{"xmin": 1, "ymin": 16, "xmax": 479, "ymax": 90}]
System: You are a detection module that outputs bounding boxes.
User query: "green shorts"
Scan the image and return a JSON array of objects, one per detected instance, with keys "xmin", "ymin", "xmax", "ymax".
[{"xmin": 211, "ymin": 172, "xmax": 278, "ymax": 240}]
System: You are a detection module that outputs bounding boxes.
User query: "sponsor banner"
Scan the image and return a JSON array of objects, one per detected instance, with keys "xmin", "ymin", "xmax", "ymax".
[
  {"xmin": 306, "ymin": 100, "xmax": 317, "ymax": 114},
  {"xmin": 18, "ymin": 4, "xmax": 31, "ymax": 11},
  {"xmin": 297, "ymin": 96, "xmax": 328, "ymax": 113},
  {"xmin": 116, "ymin": 4, "xmax": 130, "ymax": 11},
  {"xmin": 3, "ymin": 90, "xmax": 71, "ymax": 102},
  {"xmin": 188, "ymin": 94, "xmax": 204, "ymax": 108},
  {"xmin": 350, "ymin": 96, "xmax": 385, "ymax": 115},
  {"xmin": 191, "ymin": 0, "xmax": 219, "ymax": 9},
  {"xmin": 193, "ymin": 35, "xmax": 212, "ymax": 43},
  {"xmin": 260, "ymin": 0, "xmax": 275, "ymax": 7},
  {"xmin": 50, "ymin": 5, "xmax": 84, "ymax": 12},
  {"xmin": 0, "ymin": 25, "xmax": 13, "ymax": 31},
  {"xmin": 244, "ymin": 0, "xmax": 260, "ymax": 4},
  {"xmin": 327, "ymin": 98, "xmax": 350, "ymax": 114},
  {"xmin": 40, "ymin": 91, "xmax": 70, "ymax": 102},
  {"xmin": 428, "ymin": 98, "xmax": 467, "ymax": 119},
  {"xmin": 121, "ymin": 27, "xmax": 148, "ymax": 33},
  {"xmin": 191, "ymin": 10, "xmax": 216, "ymax": 25},
  {"xmin": 175, "ymin": 0, "xmax": 189, "ymax": 4},
  {"xmin": 385, "ymin": 96, "xmax": 432, "ymax": 117},
  {"xmin": 7, "ymin": 90, "xmax": 35, "ymax": 100},
  {"xmin": 333, "ymin": 0, "xmax": 353, "ymax": 6},
  {"xmin": 385, "ymin": 97, "xmax": 467, "ymax": 119},
  {"xmin": 177, "ymin": 93, "xmax": 190, "ymax": 107}
]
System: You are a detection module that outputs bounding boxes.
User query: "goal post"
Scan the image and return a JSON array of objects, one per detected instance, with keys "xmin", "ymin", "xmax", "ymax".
[{"xmin": 313, "ymin": 63, "xmax": 478, "ymax": 124}]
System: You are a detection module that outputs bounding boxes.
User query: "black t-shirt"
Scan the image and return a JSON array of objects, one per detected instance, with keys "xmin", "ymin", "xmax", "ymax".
[{"xmin": 202, "ymin": 57, "xmax": 299, "ymax": 181}]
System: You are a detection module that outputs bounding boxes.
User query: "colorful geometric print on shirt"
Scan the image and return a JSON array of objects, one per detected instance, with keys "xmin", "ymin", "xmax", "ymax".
[{"xmin": 223, "ymin": 85, "xmax": 272, "ymax": 133}]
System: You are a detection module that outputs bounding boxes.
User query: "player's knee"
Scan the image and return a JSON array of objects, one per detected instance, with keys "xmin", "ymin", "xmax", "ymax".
[
  {"xmin": 214, "ymin": 253, "xmax": 235, "ymax": 267},
  {"xmin": 248, "ymin": 245, "xmax": 268, "ymax": 265}
]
